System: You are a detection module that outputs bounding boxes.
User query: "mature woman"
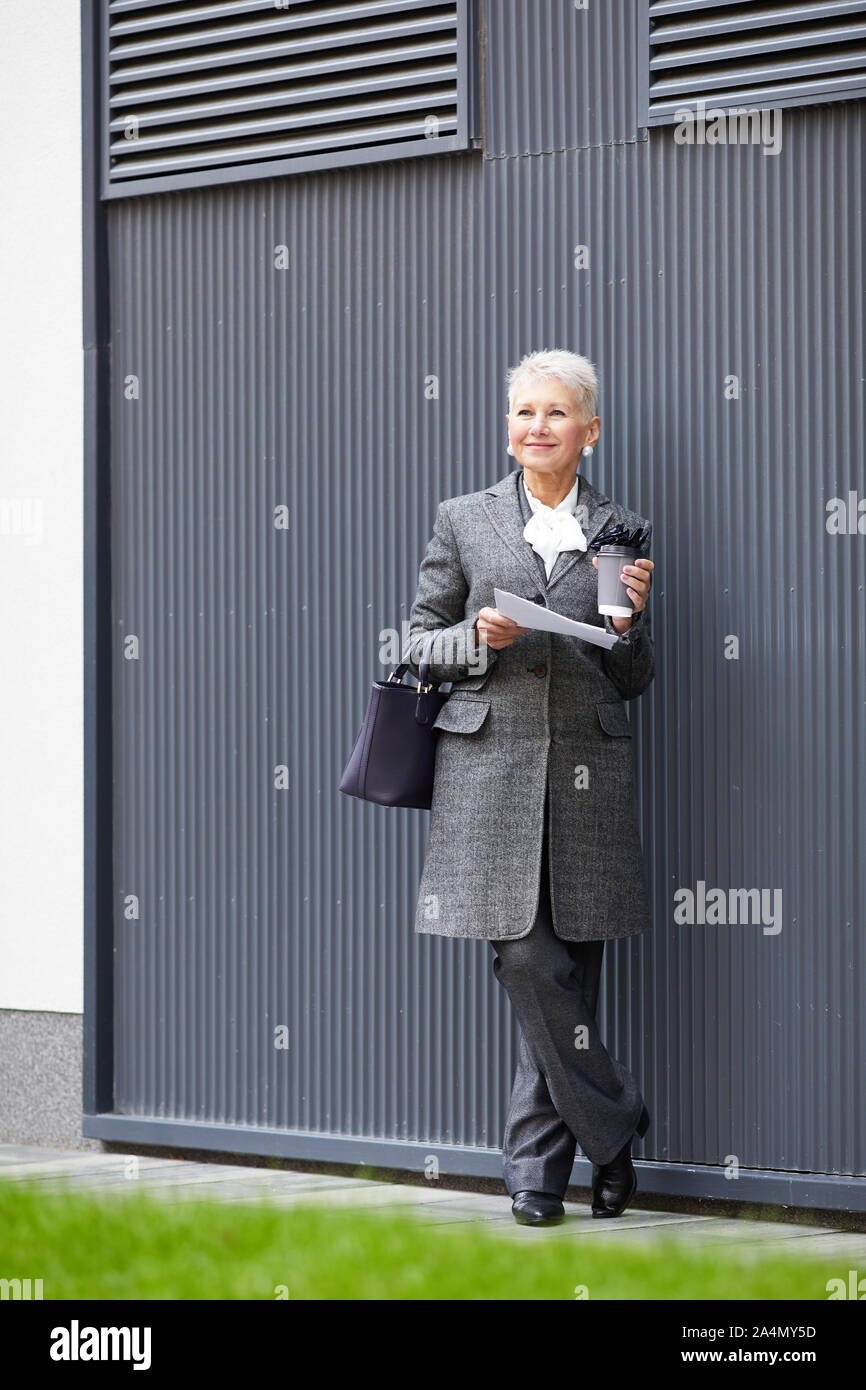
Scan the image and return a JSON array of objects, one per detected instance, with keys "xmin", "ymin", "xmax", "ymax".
[{"xmin": 402, "ymin": 349, "xmax": 656, "ymax": 1225}]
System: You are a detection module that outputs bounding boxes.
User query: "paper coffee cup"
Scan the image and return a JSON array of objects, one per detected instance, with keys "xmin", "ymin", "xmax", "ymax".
[{"xmin": 597, "ymin": 544, "xmax": 639, "ymax": 617}]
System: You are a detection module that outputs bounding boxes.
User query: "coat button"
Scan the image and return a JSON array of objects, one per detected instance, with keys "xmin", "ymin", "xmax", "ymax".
[
  {"xmin": 532, "ymin": 663, "xmax": 548, "ymax": 677},
  {"xmin": 533, "ymin": 595, "xmax": 545, "ymax": 604}
]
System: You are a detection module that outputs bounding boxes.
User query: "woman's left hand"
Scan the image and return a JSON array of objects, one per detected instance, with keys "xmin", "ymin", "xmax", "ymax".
[{"xmin": 592, "ymin": 555, "xmax": 654, "ymax": 633}]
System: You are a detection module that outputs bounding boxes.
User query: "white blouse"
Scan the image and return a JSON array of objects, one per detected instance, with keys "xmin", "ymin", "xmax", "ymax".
[{"xmin": 521, "ymin": 470, "xmax": 588, "ymax": 580}]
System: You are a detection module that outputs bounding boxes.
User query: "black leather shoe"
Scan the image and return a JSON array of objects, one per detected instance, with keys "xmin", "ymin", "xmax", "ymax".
[
  {"xmin": 590, "ymin": 1103, "xmax": 650, "ymax": 1219},
  {"xmin": 511, "ymin": 1190, "xmax": 565, "ymax": 1226}
]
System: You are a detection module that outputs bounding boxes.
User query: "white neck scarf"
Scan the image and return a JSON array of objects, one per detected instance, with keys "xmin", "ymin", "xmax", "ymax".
[{"xmin": 522, "ymin": 471, "xmax": 587, "ymax": 578}]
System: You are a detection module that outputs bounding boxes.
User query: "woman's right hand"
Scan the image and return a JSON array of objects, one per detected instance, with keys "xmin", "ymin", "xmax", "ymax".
[{"xmin": 475, "ymin": 607, "xmax": 532, "ymax": 650}]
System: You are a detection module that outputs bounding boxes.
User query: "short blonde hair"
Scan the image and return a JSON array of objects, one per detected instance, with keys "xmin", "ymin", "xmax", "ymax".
[{"xmin": 506, "ymin": 349, "xmax": 599, "ymax": 422}]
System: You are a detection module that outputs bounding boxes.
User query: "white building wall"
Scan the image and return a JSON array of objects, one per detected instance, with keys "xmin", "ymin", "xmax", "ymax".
[{"xmin": 0, "ymin": 1, "xmax": 83, "ymax": 1013}]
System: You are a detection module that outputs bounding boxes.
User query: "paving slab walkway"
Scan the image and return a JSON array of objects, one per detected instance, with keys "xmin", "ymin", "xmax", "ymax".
[{"xmin": 2, "ymin": 1145, "xmax": 864, "ymax": 1261}]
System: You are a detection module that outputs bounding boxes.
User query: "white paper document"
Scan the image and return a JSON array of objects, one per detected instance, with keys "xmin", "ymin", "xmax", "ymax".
[{"xmin": 493, "ymin": 587, "xmax": 619, "ymax": 650}]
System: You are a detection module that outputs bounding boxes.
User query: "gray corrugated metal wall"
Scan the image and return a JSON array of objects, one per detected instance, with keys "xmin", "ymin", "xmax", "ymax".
[{"xmin": 90, "ymin": 0, "xmax": 866, "ymax": 1203}]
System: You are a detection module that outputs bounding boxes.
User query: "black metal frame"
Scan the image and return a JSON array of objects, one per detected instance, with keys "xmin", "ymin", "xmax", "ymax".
[{"xmin": 81, "ymin": 0, "xmax": 114, "ymax": 1119}]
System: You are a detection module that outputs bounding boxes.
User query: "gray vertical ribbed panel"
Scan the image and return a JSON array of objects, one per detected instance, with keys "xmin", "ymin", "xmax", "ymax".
[
  {"xmin": 482, "ymin": 0, "xmax": 645, "ymax": 156},
  {"xmin": 109, "ymin": 19, "xmax": 866, "ymax": 1182}
]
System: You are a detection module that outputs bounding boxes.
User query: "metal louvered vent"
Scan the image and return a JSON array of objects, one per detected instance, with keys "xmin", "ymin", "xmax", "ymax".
[
  {"xmin": 103, "ymin": 0, "xmax": 475, "ymax": 196},
  {"xmin": 648, "ymin": 0, "xmax": 866, "ymax": 124}
]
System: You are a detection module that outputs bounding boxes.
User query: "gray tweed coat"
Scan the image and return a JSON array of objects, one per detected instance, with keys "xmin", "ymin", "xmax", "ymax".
[{"xmin": 401, "ymin": 466, "xmax": 655, "ymax": 942}]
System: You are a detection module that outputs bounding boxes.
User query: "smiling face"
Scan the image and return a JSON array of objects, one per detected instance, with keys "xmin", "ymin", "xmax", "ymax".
[{"xmin": 506, "ymin": 377, "xmax": 600, "ymax": 475}]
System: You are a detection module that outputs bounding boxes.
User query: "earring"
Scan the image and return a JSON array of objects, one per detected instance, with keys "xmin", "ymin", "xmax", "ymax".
[
  {"xmin": 582, "ymin": 445, "xmax": 594, "ymax": 457},
  {"xmin": 506, "ymin": 442, "xmax": 515, "ymax": 455}
]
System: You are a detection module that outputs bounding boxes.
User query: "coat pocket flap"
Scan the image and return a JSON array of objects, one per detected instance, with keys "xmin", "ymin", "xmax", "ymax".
[
  {"xmin": 432, "ymin": 698, "xmax": 491, "ymax": 734},
  {"xmin": 450, "ymin": 668, "xmax": 493, "ymax": 694},
  {"xmin": 596, "ymin": 700, "xmax": 632, "ymax": 737}
]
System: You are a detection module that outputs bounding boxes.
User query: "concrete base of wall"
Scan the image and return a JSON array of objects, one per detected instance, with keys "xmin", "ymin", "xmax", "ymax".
[{"xmin": 0, "ymin": 1009, "xmax": 100, "ymax": 1150}]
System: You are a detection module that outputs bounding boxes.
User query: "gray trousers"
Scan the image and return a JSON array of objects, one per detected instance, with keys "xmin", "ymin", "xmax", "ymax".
[{"xmin": 489, "ymin": 789, "xmax": 646, "ymax": 1193}]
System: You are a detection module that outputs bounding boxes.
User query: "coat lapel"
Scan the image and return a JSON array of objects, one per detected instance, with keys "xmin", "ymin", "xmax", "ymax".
[{"xmin": 482, "ymin": 467, "xmax": 616, "ymax": 595}]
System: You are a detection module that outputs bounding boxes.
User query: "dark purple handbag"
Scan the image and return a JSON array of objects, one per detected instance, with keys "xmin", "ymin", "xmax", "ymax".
[{"xmin": 339, "ymin": 631, "xmax": 450, "ymax": 809}]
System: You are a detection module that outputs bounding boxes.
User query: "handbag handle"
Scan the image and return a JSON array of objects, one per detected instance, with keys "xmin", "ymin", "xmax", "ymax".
[{"xmin": 387, "ymin": 630, "xmax": 440, "ymax": 725}]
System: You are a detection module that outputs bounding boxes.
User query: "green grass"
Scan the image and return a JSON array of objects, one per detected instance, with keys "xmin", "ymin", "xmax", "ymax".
[{"xmin": 0, "ymin": 1178, "xmax": 847, "ymax": 1300}]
